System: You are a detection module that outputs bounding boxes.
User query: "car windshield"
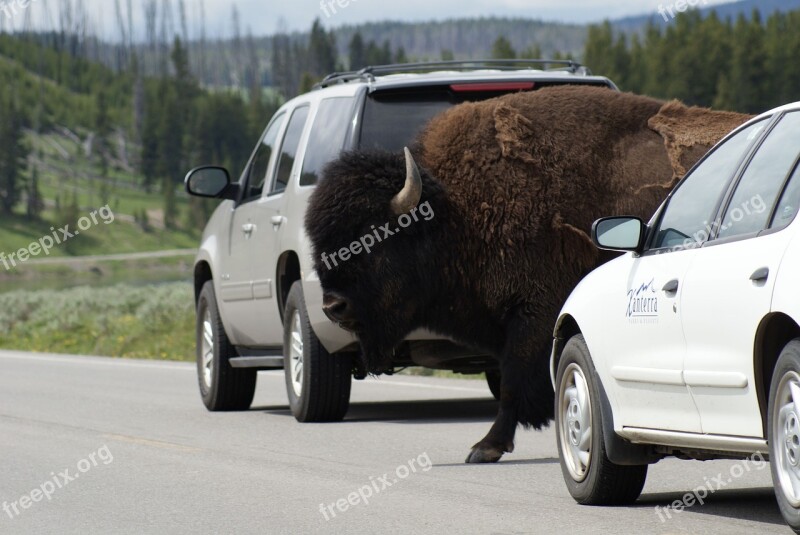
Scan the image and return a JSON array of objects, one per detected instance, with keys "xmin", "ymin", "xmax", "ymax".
[{"xmin": 358, "ymin": 82, "xmax": 610, "ymax": 153}]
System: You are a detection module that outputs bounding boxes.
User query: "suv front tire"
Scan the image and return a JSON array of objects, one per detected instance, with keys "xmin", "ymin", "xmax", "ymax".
[
  {"xmin": 284, "ymin": 282, "xmax": 352, "ymax": 422},
  {"xmin": 196, "ymin": 281, "xmax": 257, "ymax": 411}
]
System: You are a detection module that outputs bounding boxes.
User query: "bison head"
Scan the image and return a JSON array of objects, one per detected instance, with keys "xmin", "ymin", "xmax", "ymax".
[{"xmin": 306, "ymin": 148, "xmax": 446, "ymax": 372}]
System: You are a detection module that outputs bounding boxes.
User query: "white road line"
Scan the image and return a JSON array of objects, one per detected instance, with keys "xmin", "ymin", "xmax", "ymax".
[
  {"xmin": 360, "ymin": 379, "xmax": 489, "ymax": 393},
  {"xmin": 0, "ymin": 352, "xmax": 490, "ymax": 393},
  {"xmin": 0, "ymin": 352, "xmax": 193, "ymax": 371}
]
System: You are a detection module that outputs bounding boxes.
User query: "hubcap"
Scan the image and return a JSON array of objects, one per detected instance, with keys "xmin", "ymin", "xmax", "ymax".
[
  {"xmin": 774, "ymin": 371, "xmax": 800, "ymax": 507},
  {"xmin": 559, "ymin": 363, "xmax": 593, "ymax": 482},
  {"xmin": 201, "ymin": 308, "xmax": 214, "ymax": 389},
  {"xmin": 289, "ymin": 311, "xmax": 304, "ymax": 397}
]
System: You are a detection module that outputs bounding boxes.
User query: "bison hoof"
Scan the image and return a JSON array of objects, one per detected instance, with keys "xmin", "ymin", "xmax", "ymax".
[{"xmin": 465, "ymin": 446, "xmax": 504, "ymax": 464}]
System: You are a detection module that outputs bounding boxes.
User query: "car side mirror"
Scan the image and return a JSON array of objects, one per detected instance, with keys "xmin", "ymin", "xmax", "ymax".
[
  {"xmin": 592, "ymin": 216, "xmax": 646, "ymax": 253},
  {"xmin": 184, "ymin": 166, "xmax": 238, "ymax": 200}
]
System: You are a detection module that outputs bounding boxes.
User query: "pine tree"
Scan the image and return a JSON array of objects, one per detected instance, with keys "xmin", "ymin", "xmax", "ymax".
[
  {"xmin": 26, "ymin": 165, "xmax": 44, "ymax": 220},
  {"xmin": 0, "ymin": 92, "xmax": 28, "ymax": 215},
  {"xmin": 94, "ymin": 89, "xmax": 110, "ymax": 177},
  {"xmin": 308, "ymin": 18, "xmax": 336, "ymax": 77},
  {"xmin": 520, "ymin": 44, "xmax": 542, "ymax": 59},
  {"xmin": 715, "ymin": 13, "xmax": 769, "ymax": 113},
  {"xmin": 349, "ymin": 32, "xmax": 366, "ymax": 70},
  {"xmin": 491, "ymin": 37, "xmax": 516, "ymax": 59}
]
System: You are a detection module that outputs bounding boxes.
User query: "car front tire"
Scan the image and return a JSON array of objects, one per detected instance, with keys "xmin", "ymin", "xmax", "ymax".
[
  {"xmin": 196, "ymin": 281, "xmax": 257, "ymax": 411},
  {"xmin": 556, "ymin": 334, "xmax": 648, "ymax": 505},
  {"xmin": 283, "ymin": 282, "xmax": 352, "ymax": 422},
  {"xmin": 768, "ymin": 339, "xmax": 800, "ymax": 533}
]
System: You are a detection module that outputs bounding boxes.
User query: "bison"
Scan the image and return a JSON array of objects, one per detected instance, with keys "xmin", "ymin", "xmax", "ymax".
[{"xmin": 306, "ymin": 85, "xmax": 751, "ymax": 463}]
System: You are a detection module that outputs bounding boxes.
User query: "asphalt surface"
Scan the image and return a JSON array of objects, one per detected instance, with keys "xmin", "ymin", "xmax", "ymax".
[{"xmin": 0, "ymin": 350, "xmax": 789, "ymax": 534}]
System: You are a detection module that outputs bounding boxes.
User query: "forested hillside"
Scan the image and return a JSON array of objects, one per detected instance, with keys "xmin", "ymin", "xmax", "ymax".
[{"xmin": 585, "ymin": 10, "xmax": 800, "ymax": 113}]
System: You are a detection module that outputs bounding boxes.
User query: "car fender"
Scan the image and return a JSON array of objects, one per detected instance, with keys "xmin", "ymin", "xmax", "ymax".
[{"xmin": 552, "ymin": 254, "xmax": 659, "ymax": 464}]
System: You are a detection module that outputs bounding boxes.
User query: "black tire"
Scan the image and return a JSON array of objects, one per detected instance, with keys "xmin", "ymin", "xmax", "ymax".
[
  {"xmin": 196, "ymin": 281, "xmax": 256, "ymax": 411},
  {"xmin": 486, "ymin": 370, "xmax": 501, "ymax": 401},
  {"xmin": 768, "ymin": 339, "xmax": 800, "ymax": 533},
  {"xmin": 556, "ymin": 334, "xmax": 647, "ymax": 505},
  {"xmin": 283, "ymin": 282, "xmax": 352, "ymax": 422}
]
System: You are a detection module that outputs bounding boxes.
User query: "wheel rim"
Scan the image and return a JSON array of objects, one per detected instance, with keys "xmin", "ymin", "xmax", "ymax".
[
  {"xmin": 201, "ymin": 307, "xmax": 214, "ymax": 389},
  {"xmin": 289, "ymin": 311, "xmax": 304, "ymax": 397},
  {"xmin": 773, "ymin": 370, "xmax": 800, "ymax": 507},
  {"xmin": 558, "ymin": 363, "xmax": 593, "ymax": 482}
]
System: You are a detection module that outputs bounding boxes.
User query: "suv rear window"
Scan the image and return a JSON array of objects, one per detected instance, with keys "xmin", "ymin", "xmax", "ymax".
[{"xmin": 358, "ymin": 82, "xmax": 611, "ymax": 153}]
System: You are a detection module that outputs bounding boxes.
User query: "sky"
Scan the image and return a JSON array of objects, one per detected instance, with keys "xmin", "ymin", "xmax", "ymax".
[{"xmin": 0, "ymin": 0, "xmax": 736, "ymax": 39}]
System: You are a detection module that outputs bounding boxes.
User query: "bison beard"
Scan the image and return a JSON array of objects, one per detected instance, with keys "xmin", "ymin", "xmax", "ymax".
[{"xmin": 306, "ymin": 86, "xmax": 752, "ymax": 464}]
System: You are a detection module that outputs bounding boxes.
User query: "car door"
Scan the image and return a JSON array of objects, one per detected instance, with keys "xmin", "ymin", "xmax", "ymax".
[
  {"xmin": 246, "ymin": 105, "xmax": 311, "ymax": 347},
  {"xmin": 606, "ymin": 118, "xmax": 770, "ymax": 433},
  {"xmin": 682, "ymin": 111, "xmax": 800, "ymax": 437},
  {"xmin": 221, "ymin": 112, "xmax": 287, "ymax": 345}
]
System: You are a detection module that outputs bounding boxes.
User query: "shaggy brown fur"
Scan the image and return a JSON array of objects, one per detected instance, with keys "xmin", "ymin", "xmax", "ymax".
[{"xmin": 306, "ymin": 85, "xmax": 752, "ymax": 463}]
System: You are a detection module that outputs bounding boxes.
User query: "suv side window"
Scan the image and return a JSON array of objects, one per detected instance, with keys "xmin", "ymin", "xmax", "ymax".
[
  {"xmin": 271, "ymin": 106, "xmax": 310, "ymax": 195},
  {"xmin": 718, "ymin": 112, "xmax": 800, "ymax": 239},
  {"xmin": 651, "ymin": 119, "xmax": 768, "ymax": 250},
  {"xmin": 300, "ymin": 97, "xmax": 354, "ymax": 186},
  {"xmin": 242, "ymin": 113, "xmax": 285, "ymax": 203}
]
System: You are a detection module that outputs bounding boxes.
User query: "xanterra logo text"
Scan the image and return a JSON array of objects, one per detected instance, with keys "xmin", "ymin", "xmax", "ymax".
[{"xmin": 626, "ymin": 278, "xmax": 659, "ymax": 322}]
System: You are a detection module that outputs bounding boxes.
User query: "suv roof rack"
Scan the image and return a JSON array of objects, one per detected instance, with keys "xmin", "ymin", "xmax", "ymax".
[{"xmin": 313, "ymin": 59, "xmax": 590, "ymax": 90}]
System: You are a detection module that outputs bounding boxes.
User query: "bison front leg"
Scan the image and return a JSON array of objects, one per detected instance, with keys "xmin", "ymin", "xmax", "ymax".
[{"xmin": 466, "ymin": 313, "xmax": 555, "ymax": 463}]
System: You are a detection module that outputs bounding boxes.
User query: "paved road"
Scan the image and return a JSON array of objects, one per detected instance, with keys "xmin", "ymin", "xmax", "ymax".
[
  {"xmin": 0, "ymin": 351, "xmax": 788, "ymax": 534},
  {"xmin": 24, "ymin": 249, "xmax": 197, "ymax": 266}
]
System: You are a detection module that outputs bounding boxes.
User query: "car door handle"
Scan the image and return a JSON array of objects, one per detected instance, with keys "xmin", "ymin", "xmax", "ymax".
[
  {"xmin": 662, "ymin": 279, "xmax": 679, "ymax": 293},
  {"xmin": 242, "ymin": 223, "xmax": 255, "ymax": 235},
  {"xmin": 750, "ymin": 267, "xmax": 769, "ymax": 282},
  {"xmin": 271, "ymin": 216, "xmax": 284, "ymax": 228}
]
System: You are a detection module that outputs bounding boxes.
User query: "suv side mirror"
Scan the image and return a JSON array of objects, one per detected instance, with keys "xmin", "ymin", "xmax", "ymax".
[
  {"xmin": 592, "ymin": 216, "xmax": 646, "ymax": 253},
  {"xmin": 185, "ymin": 166, "xmax": 237, "ymax": 200}
]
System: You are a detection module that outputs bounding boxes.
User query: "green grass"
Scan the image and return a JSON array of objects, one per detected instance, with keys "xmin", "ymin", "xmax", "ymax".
[
  {"xmin": 0, "ymin": 282, "xmax": 196, "ymax": 361},
  {"xmin": 0, "ymin": 211, "xmax": 199, "ymax": 259},
  {"xmin": 0, "ymin": 130, "xmax": 203, "ymax": 261}
]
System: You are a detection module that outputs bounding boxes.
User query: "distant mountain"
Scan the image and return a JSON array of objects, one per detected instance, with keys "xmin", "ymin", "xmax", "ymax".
[
  {"xmin": 330, "ymin": 18, "xmax": 587, "ymax": 61},
  {"xmin": 612, "ymin": 0, "xmax": 800, "ymax": 32}
]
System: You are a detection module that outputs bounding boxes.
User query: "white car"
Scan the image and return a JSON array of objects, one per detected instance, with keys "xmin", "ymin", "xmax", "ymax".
[{"xmin": 551, "ymin": 101, "xmax": 800, "ymax": 531}]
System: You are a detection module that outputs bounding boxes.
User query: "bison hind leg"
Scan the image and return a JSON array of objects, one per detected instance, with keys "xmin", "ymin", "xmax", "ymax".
[{"xmin": 514, "ymin": 352, "xmax": 555, "ymax": 430}]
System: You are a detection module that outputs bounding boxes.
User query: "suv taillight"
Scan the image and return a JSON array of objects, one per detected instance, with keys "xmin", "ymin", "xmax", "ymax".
[{"xmin": 449, "ymin": 82, "xmax": 535, "ymax": 92}]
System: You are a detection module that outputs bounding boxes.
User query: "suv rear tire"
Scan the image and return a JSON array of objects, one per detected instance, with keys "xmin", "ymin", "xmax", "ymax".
[
  {"xmin": 196, "ymin": 281, "xmax": 257, "ymax": 411},
  {"xmin": 283, "ymin": 282, "xmax": 352, "ymax": 422},
  {"xmin": 556, "ymin": 334, "xmax": 648, "ymax": 505}
]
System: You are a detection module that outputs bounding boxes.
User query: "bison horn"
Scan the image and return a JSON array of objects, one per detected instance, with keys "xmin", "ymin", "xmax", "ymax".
[{"xmin": 391, "ymin": 147, "xmax": 423, "ymax": 215}]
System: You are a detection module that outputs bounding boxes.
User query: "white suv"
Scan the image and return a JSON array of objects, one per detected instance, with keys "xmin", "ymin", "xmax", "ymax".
[
  {"xmin": 183, "ymin": 60, "xmax": 617, "ymax": 423},
  {"xmin": 551, "ymin": 101, "xmax": 800, "ymax": 531}
]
